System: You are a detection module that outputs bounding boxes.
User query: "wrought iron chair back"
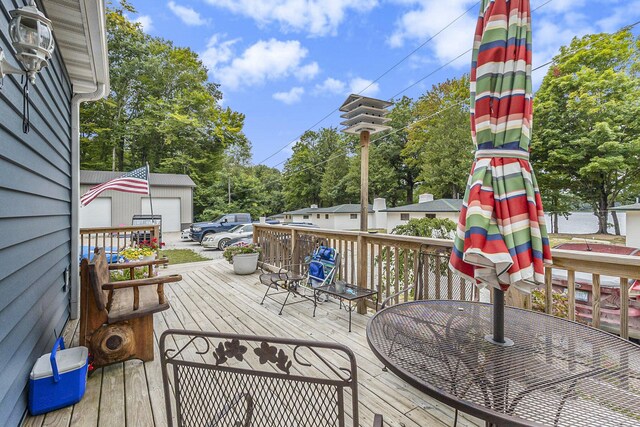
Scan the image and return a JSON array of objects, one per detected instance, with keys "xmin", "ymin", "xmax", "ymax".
[{"xmin": 160, "ymin": 329, "xmax": 364, "ymax": 427}]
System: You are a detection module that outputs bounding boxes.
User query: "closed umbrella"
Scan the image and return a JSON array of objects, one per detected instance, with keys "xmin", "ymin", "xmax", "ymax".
[{"xmin": 449, "ymin": 0, "xmax": 552, "ymax": 345}]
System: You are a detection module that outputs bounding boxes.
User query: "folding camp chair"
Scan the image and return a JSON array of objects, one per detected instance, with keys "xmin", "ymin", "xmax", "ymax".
[{"xmin": 260, "ymin": 245, "xmax": 340, "ymax": 315}]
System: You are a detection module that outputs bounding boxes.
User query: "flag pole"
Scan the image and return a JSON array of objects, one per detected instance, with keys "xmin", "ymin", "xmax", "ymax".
[{"xmin": 146, "ymin": 162, "xmax": 154, "ymax": 218}]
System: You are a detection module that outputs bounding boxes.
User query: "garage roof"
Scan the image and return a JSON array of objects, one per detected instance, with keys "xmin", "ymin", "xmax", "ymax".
[{"xmin": 81, "ymin": 170, "xmax": 196, "ymax": 187}]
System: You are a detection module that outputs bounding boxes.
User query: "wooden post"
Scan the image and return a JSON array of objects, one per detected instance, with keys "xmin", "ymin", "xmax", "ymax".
[
  {"xmin": 291, "ymin": 229, "xmax": 298, "ymax": 271},
  {"xmin": 359, "ymin": 130, "xmax": 370, "ymax": 232},
  {"xmin": 357, "ymin": 234, "xmax": 367, "ymax": 314}
]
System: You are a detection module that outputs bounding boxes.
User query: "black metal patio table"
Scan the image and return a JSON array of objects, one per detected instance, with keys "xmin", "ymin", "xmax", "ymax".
[
  {"xmin": 366, "ymin": 300, "xmax": 640, "ymax": 427},
  {"xmin": 314, "ymin": 280, "xmax": 378, "ymax": 332}
]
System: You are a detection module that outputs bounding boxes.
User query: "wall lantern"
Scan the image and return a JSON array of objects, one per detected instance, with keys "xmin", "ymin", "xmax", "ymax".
[{"xmin": 0, "ymin": 0, "xmax": 56, "ymax": 133}]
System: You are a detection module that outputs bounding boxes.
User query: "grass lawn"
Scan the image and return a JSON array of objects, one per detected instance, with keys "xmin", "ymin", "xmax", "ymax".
[
  {"xmin": 549, "ymin": 233, "xmax": 626, "ymax": 248},
  {"xmin": 159, "ymin": 249, "xmax": 209, "ymax": 264}
]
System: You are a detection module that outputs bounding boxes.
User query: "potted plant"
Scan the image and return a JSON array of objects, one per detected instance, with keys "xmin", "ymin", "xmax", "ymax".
[
  {"xmin": 223, "ymin": 243, "xmax": 261, "ymax": 275},
  {"xmin": 138, "ymin": 238, "xmax": 165, "ymax": 261}
]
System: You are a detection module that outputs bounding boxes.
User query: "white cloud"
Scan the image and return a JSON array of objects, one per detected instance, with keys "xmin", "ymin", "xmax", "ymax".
[
  {"xmin": 202, "ymin": 37, "xmax": 319, "ymax": 90},
  {"xmin": 387, "ymin": 0, "xmax": 476, "ymax": 67},
  {"xmin": 297, "ymin": 62, "xmax": 320, "ymax": 81},
  {"xmin": 168, "ymin": 1, "xmax": 209, "ymax": 26},
  {"xmin": 314, "ymin": 77, "xmax": 346, "ymax": 95},
  {"xmin": 273, "ymin": 87, "xmax": 305, "ymax": 104},
  {"xmin": 200, "ymin": 34, "xmax": 239, "ymax": 71},
  {"xmin": 348, "ymin": 77, "xmax": 379, "ymax": 96},
  {"xmin": 134, "ymin": 15, "xmax": 154, "ymax": 32},
  {"xmin": 203, "ymin": 0, "xmax": 378, "ymax": 36}
]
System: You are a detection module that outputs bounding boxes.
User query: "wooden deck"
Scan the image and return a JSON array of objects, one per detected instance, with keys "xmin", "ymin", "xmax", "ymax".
[{"xmin": 23, "ymin": 260, "xmax": 483, "ymax": 427}]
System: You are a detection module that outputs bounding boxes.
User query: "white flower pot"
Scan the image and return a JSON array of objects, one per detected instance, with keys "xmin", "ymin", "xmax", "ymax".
[
  {"xmin": 142, "ymin": 254, "xmax": 156, "ymax": 262},
  {"xmin": 232, "ymin": 253, "xmax": 259, "ymax": 275}
]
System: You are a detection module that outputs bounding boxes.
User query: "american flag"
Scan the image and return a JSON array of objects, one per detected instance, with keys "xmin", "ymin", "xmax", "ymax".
[{"xmin": 80, "ymin": 166, "xmax": 150, "ymax": 206}]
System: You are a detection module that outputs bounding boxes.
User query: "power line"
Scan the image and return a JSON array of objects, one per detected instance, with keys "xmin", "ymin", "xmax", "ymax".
[
  {"xmin": 282, "ymin": 16, "xmax": 640, "ymax": 176},
  {"xmin": 259, "ymin": 0, "xmax": 559, "ymax": 168},
  {"xmin": 255, "ymin": 1, "xmax": 482, "ymax": 166}
]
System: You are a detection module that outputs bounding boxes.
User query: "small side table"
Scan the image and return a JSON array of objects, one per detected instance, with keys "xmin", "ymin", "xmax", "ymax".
[{"xmin": 314, "ymin": 280, "xmax": 378, "ymax": 332}]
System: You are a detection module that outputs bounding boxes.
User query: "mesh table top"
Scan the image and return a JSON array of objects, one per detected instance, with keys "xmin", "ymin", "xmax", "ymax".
[{"xmin": 366, "ymin": 300, "xmax": 640, "ymax": 427}]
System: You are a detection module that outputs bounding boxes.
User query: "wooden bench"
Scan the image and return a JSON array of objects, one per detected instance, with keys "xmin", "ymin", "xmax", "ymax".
[{"xmin": 79, "ymin": 247, "xmax": 182, "ymax": 367}]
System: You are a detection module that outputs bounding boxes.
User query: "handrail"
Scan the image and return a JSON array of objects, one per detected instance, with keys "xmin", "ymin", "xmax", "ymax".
[
  {"xmin": 254, "ymin": 224, "xmax": 640, "ymax": 340},
  {"xmin": 79, "ymin": 225, "xmax": 160, "ymax": 264}
]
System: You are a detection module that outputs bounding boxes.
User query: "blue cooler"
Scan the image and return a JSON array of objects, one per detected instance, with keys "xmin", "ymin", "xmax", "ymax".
[{"xmin": 28, "ymin": 338, "xmax": 88, "ymax": 415}]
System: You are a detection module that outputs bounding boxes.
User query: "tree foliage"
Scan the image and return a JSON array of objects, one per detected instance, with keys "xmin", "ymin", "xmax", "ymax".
[
  {"xmin": 391, "ymin": 217, "xmax": 457, "ymax": 239},
  {"xmin": 532, "ymin": 30, "xmax": 640, "ymax": 234},
  {"xmin": 80, "ymin": 1, "xmax": 265, "ymax": 220},
  {"xmin": 405, "ymin": 76, "xmax": 473, "ymax": 199}
]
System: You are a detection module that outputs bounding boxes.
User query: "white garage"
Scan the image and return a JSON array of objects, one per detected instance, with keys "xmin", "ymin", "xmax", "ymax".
[
  {"xmin": 79, "ymin": 197, "xmax": 111, "ymax": 228},
  {"xmin": 141, "ymin": 198, "xmax": 182, "ymax": 232},
  {"xmin": 80, "ymin": 170, "xmax": 195, "ymax": 231}
]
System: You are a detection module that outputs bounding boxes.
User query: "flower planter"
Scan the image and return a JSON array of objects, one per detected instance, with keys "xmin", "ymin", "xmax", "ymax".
[
  {"xmin": 142, "ymin": 254, "xmax": 157, "ymax": 262},
  {"xmin": 232, "ymin": 253, "xmax": 259, "ymax": 275}
]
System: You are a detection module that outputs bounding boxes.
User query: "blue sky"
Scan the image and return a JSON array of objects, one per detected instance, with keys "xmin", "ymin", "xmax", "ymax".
[{"xmin": 128, "ymin": 0, "xmax": 640, "ymax": 168}]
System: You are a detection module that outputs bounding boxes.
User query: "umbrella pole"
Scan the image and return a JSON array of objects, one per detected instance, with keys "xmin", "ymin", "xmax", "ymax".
[{"xmin": 486, "ymin": 288, "xmax": 514, "ymax": 347}]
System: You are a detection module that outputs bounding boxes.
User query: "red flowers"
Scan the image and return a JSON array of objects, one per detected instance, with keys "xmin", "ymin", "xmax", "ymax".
[{"xmin": 139, "ymin": 237, "xmax": 165, "ymax": 250}]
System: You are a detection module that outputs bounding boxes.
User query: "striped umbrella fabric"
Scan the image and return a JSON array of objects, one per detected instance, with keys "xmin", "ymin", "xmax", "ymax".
[
  {"xmin": 80, "ymin": 166, "xmax": 150, "ymax": 206},
  {"xmin": 449, "ymin": 0, "xmax": 552, "ymax": 293}
]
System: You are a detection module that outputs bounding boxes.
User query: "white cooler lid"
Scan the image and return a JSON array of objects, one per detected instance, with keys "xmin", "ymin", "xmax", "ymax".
[{"xmin": 30, "ymin": 346, "xmax": 88, "ymax": 380}]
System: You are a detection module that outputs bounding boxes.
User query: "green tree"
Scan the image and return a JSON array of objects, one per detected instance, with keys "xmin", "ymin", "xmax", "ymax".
[
  {"xmin": 282, "ymin": 128, "xmax": 353, "ymax": 210},
  {"xmin": 532, "ymin": 30, "xmax": 640, "ymax": 234},
  {"xmin": 81, "ymin": 1, "xmax": 249, "ymax": 220},
  {"xmin": 391, "ymin": 217, "xmax": 456, "ymax": 239},
  {"xmin": 375, "ymin": 96, "xmax": 421, "ymax": 204},
  {"xmin": 404, "ymin": 76, "xmax": 472, "ymax": 200}
]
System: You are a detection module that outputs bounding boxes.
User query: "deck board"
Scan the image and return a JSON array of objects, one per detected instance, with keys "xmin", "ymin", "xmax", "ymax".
[{"xmin": 23, "ymin": 259, "xmax": 483, "ymax": 427}]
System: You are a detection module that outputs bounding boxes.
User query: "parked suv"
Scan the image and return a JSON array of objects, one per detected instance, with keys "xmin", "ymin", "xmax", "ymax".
[{"xmin": 189, "ymin": 213, "xmax": 252, "ymax": 242}]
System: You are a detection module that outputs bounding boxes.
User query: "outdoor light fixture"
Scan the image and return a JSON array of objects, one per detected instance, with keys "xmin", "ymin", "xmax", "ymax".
[
  {"xmin": 0, "ymin": 0, "xmax": 56, "ymax": 133},
  {"xmin": 339, "ymin": 94, "xmax": 393, "ymax": 232}
]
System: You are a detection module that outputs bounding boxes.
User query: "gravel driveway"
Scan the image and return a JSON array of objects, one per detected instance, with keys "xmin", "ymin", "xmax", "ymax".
[{"xmin": 162, "ymin": 232, "xmax": 224, "ymax": 260}]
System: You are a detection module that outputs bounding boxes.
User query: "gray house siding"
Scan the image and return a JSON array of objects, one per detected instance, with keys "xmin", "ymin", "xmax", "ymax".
[{"xmin": 0, "ymin": 1, "xmax": 73, "ymax": 424}]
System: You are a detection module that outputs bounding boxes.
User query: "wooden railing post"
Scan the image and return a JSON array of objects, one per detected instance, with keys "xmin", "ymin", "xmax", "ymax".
[
  {"xmin": 620, "ymin": 277, "xmax": 629, "ymax": 340},
  {"xmin": 592, "ymin": 274, "xmax": 601, "ymax": 329},
  {"xmin": 291, "ymin": 229, "xmax": 298, "ymax": 271},
  {"xmin": 544, "ymin": 267, "xmax": 553, "ymax": 315},
  {"xmin": 357, "ymin": 234, "xmax": 367, "ymax": 314}
]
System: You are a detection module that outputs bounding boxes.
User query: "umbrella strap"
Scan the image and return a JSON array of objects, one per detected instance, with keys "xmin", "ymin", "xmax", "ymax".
[{"xmin": 475, "ymin": 149, "xmax": 529, "ymax": 160}]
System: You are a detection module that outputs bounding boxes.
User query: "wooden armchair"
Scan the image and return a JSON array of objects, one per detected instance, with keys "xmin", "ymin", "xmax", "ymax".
[{"xmin": 79, "ymin": 247, "xmax": 182, "ymax": 367}]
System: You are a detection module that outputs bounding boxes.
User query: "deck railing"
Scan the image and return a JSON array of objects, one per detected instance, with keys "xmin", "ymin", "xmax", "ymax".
[
  {"xmin": 80, "ymin": 225, "xmax": 160, "ymax": 263},
  {"xmin": 254, "ymin": 224, "xmax": 640, "ymax": 340}
]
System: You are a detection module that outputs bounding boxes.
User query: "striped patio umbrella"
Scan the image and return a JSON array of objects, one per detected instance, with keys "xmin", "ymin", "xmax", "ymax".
[{"xmin": 449, "ymin": 0, "xmax": 552, "ymax": 343}]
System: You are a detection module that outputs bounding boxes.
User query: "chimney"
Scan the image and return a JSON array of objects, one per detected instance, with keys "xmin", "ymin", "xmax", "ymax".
[
  {"xmin": 419, "ymin": 193, "xmax": 434, "ymax": 203},
  {"xmin": 373, "ymin": 198, "xmax": 387, "ymax": 212},
  {"xmin": 373, "ymin": 198, "xmax": 387, "ymax": 232},
  {"xmin": 310, "ymin": 204, "xmax": 318, "ymax": 209}
]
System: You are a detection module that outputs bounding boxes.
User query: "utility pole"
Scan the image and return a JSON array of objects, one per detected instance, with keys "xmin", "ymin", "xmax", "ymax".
[
  {"xmin": 359, "ymin": 130, "xmax": 370, "ymax": 231},
  {"xmin": 339, "ymin": 94, "xmax": 393, "ymax": 232},
  {"xmin": 228, "ymin": 176, "xmax": 231, "ymax": 205}
]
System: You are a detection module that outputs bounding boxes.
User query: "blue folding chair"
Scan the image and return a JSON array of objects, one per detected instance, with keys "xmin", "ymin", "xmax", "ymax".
[{"xmin": 260, "ymin": 246, "xmax": 340, "ymax": 315}]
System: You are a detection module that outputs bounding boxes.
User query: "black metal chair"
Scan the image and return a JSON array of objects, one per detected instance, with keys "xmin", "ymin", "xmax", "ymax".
[{"xmin": 160, "ymin": 329, "xmax": 383, "ymax": 427}]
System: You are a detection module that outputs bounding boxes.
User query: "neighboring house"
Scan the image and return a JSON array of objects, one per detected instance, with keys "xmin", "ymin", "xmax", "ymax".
[
  {"xmin": 281, "ymin": 195, "xmax": 463, "ymax": 233},
  {"xmin": 612, "ymin": 202, "xmax": 640, "ymax": 248},
  {"xmin": 383, "ymin": 195, "xmax": 463, "ymax": 232},
  {"xmin": 0, "ymin": 1, "xmax": 109, "ymax": 425},
  {"xmin": 285, "ymin": 204, "xmax": 375, "ymax": 230},
  {"xmin": 80, "ymin": 170, "xmax": 196, "ymax": 231}
]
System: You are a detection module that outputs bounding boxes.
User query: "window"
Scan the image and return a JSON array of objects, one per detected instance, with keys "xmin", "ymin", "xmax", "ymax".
[
  {"xmin": 325, "ymin": 214, "xmax": 329, "ymax": 219},
  {"xmin": 317, "ymin": 214, "xmax": 320, "ymax": 219},
  {"xmin": 425, "ymin": 214, "xmax": 436, "ymax": 219},
  {"xmin": 350, "ymin": 213, "xmax": 358, "ymax": 219},
  {"xmin": 303, "ymin": 215, "xmax": 310, "ymax": 219},
  {"xmin": 401, "ymin": 213, "xmax": 410, "ymax": 221}
]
